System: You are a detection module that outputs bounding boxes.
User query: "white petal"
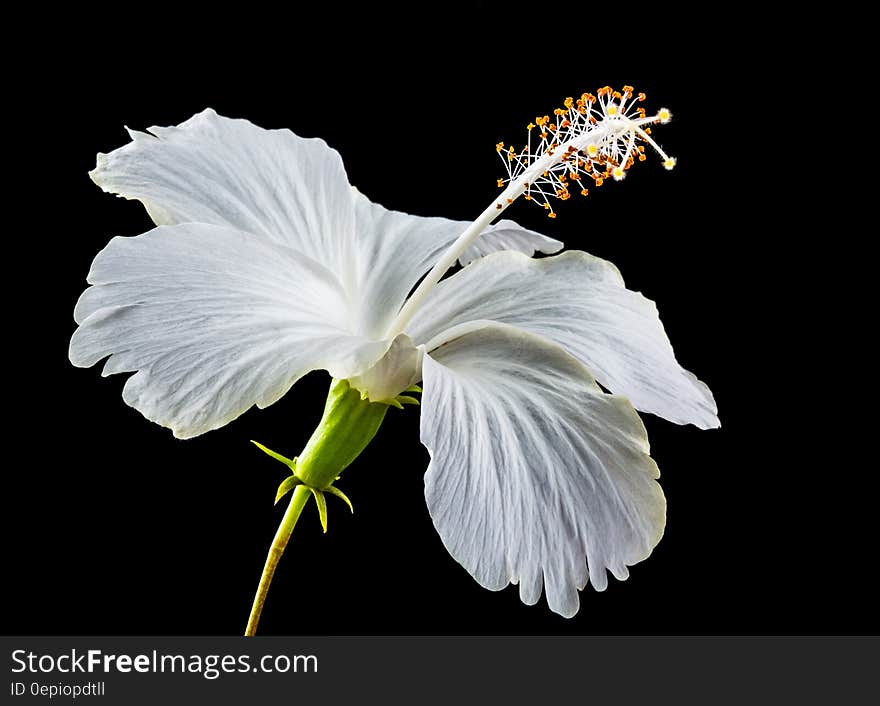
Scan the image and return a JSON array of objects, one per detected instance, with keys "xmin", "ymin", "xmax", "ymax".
[
  {"xmin": 69, "ymin": 223, "xmax": 386, "ymax": 438},
  {"xmin": 350, "ymin": 191, "xmax": 562, "ymax": 338},
  {"xmin": 347, "ymin": 333, "xmax": 423, "ymax": 402},
  {"xmin": 90, "ymin": 109, "xmax": 356, "ymax": 276},
  {"xmin": 408, "ymin": 251, "xmax": 718, "ymax": 429},
  {"xmin": 457, "ymin": 219, "xmax": 562, "ymax": 267},
  {"xmin": 421, "ymin": 323, "xmax": 665, "ymax": 617}
]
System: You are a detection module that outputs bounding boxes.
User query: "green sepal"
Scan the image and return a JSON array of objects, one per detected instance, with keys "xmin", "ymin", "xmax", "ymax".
[
  {"xmin": 325, "ymin": 484, "xmax": 354, "ymax": 513},
  {"xmin": 274, "ymin": 474, "xmax": 303, "ymax": 505},
  {"xmin": 395, "ymin": 395, "xmax": 420, "ymax": 406},
  {"xmin": 404, "ymin": 384, "xmax": 422, "ymax": 393},
  {"xmin": 386, "ymin": 398, "xmax": 404, "ymax": 410},
  {"xmin": 251, "ymin": 440, "xmax": 296, "ymax": 469},
  {"xmin": 309, "ymin": 488, "xmax": 328, "ymax": 533}
]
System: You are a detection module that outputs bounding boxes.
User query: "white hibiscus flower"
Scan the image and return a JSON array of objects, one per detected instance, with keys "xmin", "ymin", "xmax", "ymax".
[{"xmin": 69, "ymin": 86, "xmax": 717, "ymax": 633}]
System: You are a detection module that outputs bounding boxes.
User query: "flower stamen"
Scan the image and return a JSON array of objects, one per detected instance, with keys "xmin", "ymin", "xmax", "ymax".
[
  {"xmin": 387, "ymin": 85, "xmax": 676, "ymax": 337},
  {"xmin": 497, "ymin": 85, "xmax": 675, "ymax": 218}
]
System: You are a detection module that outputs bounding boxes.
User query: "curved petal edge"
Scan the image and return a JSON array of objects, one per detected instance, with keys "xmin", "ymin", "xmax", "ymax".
[{"xmin": 420, "ymin": 322, "xmax": 666, "ymax": 617}]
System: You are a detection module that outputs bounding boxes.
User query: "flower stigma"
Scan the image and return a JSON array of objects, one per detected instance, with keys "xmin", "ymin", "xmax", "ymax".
[{"xmin": 496, "ymin": 85, "xmax": 676, "ymax": 218}]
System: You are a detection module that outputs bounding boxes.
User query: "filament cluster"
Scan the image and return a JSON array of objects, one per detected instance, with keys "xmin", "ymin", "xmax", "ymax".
[{"xmin": 496, "ymin": 85, "xmax": 675, "ymax": 217}]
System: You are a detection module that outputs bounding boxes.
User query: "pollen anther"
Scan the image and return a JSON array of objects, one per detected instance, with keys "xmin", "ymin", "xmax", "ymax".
[{"xmin": 494, "ymin": 84, "xmax": 675, "ymax": 217}]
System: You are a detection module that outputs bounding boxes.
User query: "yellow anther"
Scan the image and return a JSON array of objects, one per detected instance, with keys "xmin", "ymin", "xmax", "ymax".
[{"xmin": 490, "ymin": 84, "xmax": 674, "ymax": 219}]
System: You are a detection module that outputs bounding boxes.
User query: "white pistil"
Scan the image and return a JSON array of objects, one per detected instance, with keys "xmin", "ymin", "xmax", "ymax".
[
  {"xmin": 633, "ymin": 125, "xmax": 675, "ymax": 167},
  {"xmin": 386, "ymin": 86, "xmax": 675, "ymax": 337},
  {"xmin": 388, "ymin": 181, "xmax": 524, "ymax": 336}
]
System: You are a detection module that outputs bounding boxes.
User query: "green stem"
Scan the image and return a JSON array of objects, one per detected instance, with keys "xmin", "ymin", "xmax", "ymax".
[
  {"xmin": 244, "ymin": 484, "xmax": 311, "ymax": 636},
  {"xmin": 244, "ymin": 379, "xmax": 390, "ymax": 636}
]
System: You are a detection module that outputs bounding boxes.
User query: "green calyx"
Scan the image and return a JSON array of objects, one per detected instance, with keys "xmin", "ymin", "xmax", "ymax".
[
  {"xmin": 385, "ymin": 384, "xmax": 422, "ymax": 410},
  {"xmin": 252, "ymin": 378, "xmax": 411, "ymax": 532}
]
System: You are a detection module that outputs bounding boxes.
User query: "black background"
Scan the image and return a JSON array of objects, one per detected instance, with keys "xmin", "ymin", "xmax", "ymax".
[{"xmin": 4, "ymin": 13, "xmax": 865, "ymax": 636}]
